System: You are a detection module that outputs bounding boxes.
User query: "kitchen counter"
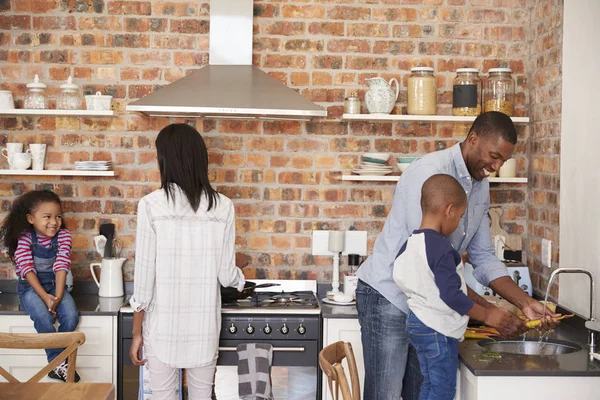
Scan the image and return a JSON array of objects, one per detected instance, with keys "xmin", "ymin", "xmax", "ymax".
[{"xmin": 317, "ymin": 284, "xmax": 358, "ymax": 319}]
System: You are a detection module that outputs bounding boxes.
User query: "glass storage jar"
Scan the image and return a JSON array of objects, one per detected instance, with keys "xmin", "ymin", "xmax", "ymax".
[
  {"xmin": 24, "ymin": 75, "xmax": 47, "ymax": 109},
  {"xmin": 407, "ymin": 67, "xmax": 437, "ymax": 115},
  {"xmin": 484, "ymin": 68, "xmax": 515, "ymax": 116},
  {"xmin": 452, "ymin": 68, "xmax": 481, "ymax": 116},
  {"xmin": 344, "ymin": 92, "xmax": 361, "ymax": 114},
  {"xmin": 57, "ymin": 76, "xmax": 82, "ymax": 110}
]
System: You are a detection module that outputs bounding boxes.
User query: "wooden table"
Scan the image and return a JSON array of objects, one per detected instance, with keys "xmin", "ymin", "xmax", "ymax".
[{"xmin": 0, "ymin": 383, "xmax": 115, "ymax": 399}]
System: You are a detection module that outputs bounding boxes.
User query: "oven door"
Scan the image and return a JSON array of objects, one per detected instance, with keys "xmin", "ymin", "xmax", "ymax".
[{"xmin": 215, "ymin": 340, "xmax": 319, "ymax": 400}]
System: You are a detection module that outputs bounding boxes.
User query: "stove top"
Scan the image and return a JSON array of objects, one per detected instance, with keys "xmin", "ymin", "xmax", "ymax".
[{"xmin": 221, "ymin": 290, "xmax": 320, "ymax": 314}]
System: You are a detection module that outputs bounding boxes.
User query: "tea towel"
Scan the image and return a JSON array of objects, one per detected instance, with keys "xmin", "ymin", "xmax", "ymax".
[{"xmin": 237, "ymin": 343, "xmax": 274, "ymax": 400}]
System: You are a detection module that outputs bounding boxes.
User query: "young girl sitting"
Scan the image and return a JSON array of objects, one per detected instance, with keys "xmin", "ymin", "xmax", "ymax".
[{"xmin": 0, "ymin": 190, "xmax": 81, "ymax": 383}]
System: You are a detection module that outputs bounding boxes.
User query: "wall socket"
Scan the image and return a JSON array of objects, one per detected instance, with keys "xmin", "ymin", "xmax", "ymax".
[{"xmin": 541, "ymin": 239, "xmax": 552, "ymax": 268}]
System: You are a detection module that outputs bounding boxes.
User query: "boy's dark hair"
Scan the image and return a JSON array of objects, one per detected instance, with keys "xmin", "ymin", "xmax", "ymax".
[
  {"xmin": 155, "ymin": 123, "xmax": 219, "ymax": 212},
  {"xmin": 0, "ymin": 190, "xmax": 65, "ymax": 260},
  {"xmin": 468, "ymin": 111, "xmax": 517, "ymax": 145},
  {"xmin": 421, "ymin": 174, "xmax": 467, "ymax": 214}
]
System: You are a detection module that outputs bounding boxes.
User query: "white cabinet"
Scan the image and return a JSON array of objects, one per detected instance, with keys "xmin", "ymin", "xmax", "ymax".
[
  {"xmin": 322, "ymin": 318, "xmax": 364, "ymax": 400},
  {"xmin": 0, "ymin": 315, "xmax": 117, "ymax": 384},
  {"xmin": 456, "ymin": 361, "xmax": 600, "ymax": 400}
]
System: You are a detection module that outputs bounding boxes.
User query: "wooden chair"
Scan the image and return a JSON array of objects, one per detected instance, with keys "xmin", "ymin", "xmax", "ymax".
[
  {"xmin": 0, "ymin": 331, "xmax": 85, "ymax": 383},
  {"xmin": 319, "ymin": 341, "xmax": 360, "ymax": 400}
]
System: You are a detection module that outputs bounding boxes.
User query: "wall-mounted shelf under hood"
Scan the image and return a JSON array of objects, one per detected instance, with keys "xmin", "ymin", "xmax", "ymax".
[{"xmin": 126, "ymin": 65, "xmax": 327, "ymax": 121}]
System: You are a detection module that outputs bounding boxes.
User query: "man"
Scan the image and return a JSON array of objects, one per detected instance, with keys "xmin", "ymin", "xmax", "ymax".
[{"xmin": 355, "ymin": 112, "xmax": 558, "ymax": 400}]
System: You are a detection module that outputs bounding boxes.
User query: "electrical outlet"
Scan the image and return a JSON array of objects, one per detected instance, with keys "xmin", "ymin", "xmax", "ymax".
[{"xmin": 541, "ymin": 239, "xmax": 552, "ymax": 268}]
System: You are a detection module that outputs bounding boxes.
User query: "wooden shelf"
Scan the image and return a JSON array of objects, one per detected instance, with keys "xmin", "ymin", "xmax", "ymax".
[
  {"xmin": 342, "ymin": 114, "xmax": 530, "ymax": 124},
  {"xmin": 0, "ymin": 109, "xmax": 117, "ymax": 117},
  {"xmin": 0, "ymin": 170, "xmax": 116, "ymax": 177},
  {"xmin": 340, "ymin": 175, "xmax": 527, "ymax": 183}
]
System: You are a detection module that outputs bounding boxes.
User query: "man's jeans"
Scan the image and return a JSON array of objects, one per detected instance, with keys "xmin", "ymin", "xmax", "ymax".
[
  {"xmin": 17, "ymin": 272, "xmax": 79, "ymax": 363},
  {"xmin": 406, "ymin": 312, "xmax": 458, "ymax": 400},
  {"xmin": 356, "ymin": 280, "xmax": 423, "ymax": 400}
]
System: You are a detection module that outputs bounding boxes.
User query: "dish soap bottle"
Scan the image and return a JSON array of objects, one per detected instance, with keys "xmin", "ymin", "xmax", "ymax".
[{"xmin": 344, "ymin": 254, "xmax": 360, "ymax": 299}]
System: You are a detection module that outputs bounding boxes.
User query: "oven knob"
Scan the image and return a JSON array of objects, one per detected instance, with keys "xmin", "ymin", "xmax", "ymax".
[
  {"xmin": 280, "ymin": 323, "xmax": 289, "ymax": 335},
  {"xmin": 228, "ymin": 323, "xmax": 237, "ymax": 334},
  {"xmin": 298, "ymin": 324, "xmax": 306, "ymax": 335},
  {"xmin": 246, "ymin": 324, "xmax": 255, "ymax": 335},
  {"xmin": 263, "ymin": 324, "xmax": 272, "ymax": 334}
]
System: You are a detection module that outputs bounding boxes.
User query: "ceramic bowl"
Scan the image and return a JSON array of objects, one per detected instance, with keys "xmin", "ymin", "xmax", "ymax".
[
  {"xmin": 397, "ymin": 163, "xmax": 412, "ymax": 173},
  {"xmin": 397, "ymin": 157, "xmax": 418, "ymax": 164},
  {"xmin": 363, "ymin": 152, "xmax": 390, "ymax": 163}
]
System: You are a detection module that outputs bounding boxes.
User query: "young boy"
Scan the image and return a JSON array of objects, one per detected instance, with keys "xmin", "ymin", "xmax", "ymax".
[{"xmin": 393, "ymin": 174, "xmax": 512, "ymax": 400}]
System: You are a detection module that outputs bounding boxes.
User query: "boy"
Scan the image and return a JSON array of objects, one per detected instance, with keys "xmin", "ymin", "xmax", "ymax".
[{"xmin": 393, "ymin": 174, "xmax": 513, "ymax": 400}]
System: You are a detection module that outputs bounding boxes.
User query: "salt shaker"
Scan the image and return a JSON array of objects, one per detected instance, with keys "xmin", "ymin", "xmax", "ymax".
[
  {"xmin": 344, "ymin": 92, "xmax": 361, "ymax": 114},
  {"xmin": 24, "ymin": 75, "xmax": 47, "ymax": 109}
]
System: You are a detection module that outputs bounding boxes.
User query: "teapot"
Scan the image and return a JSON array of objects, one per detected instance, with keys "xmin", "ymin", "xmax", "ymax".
[
  {"xmin": 365, "ymin": 77, "xmax": 400, "ymax": 114},
  {"xmin": 90, "ymin": 257, "xmax": 125, "ymax": 298}
]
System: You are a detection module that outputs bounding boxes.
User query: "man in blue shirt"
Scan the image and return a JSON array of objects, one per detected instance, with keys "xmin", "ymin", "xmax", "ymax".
[{"xmin": 355, "ymin": 112, "xmax": 558, "ymax": 400}]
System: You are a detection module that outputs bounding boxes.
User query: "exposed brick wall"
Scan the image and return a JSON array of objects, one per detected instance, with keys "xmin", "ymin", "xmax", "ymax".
[
  {"xmin": 526, "ymin": 0, "xmax": 562, "ymax": 298},
  {"xmin": 0, "ymin": 0, "xmax": 531, "ymax": 282}
]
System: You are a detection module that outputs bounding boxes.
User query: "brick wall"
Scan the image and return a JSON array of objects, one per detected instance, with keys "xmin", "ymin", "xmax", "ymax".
[
  {"xmin": 0, "ymin": 0, "xmax": 532, "ymax": 282},
  {"xmin": 526, "ymin": 0, "xmax": 562, "ymax": 298}
]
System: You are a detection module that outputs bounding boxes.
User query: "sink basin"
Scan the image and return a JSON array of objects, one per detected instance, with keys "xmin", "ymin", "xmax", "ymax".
[{"xmin": 477, "ymin": 338, "xmax": 582, "ymax": 356}]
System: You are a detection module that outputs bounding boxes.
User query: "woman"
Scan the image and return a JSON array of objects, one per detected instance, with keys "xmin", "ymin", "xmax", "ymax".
[{"xmin": 129, "ymin": 123, "xmax": 245, "ymax": 400}]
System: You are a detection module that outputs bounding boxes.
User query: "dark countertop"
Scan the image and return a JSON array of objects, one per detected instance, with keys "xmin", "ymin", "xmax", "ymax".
[{"xmin": 0, "ymin": 280, "xmax": 125, "ymax": 316}]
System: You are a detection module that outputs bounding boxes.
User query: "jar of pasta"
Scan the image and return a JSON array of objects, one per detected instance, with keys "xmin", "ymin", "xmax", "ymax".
[
  {"xmin": 484, "ymin": 68, "xmax": 514, "ymax": 116},
  {"xmin": 452, "ymin": 68, "xmax": 481, "ymax": 116},
  {"xmin": 407, "ymin": 67, "xmax": 436, "ymax": 115}
]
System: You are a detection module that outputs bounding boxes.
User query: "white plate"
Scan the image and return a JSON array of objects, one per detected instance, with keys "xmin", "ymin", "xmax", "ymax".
[
  {"xmin": 356, "ymin": 164, "xmax": 393, "ymax": 170},
  {"xmin": 352, "ymin": 170, "xmax": 393, "ymax": 176},
  {"xmin": 321, "ymin": 297, "xmax": 356, "ymax": 306}
]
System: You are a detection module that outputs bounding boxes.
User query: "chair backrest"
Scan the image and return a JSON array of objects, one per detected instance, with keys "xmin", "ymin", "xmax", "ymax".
[
  {"xmin": 319, "ymin": 341, "xmax": 360, "ymax": 400},
  {"xmin": 0, "ymin": 331, "xmax": 85, "ymax": 383}
]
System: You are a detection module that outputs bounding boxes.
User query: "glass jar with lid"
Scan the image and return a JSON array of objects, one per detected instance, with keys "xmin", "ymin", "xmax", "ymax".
[
  {"xmin": 24, "ymin": 74, "xmax": 47, "ymax": 109},
  {"xmin": 57, "ymin": 76, "xmax": 82, "ymax": 110},
  {"xmin": 484, "ymin": 68, "xmax": 515, "ymax": 116},
  {"xmin": 407, "ymin": 67, "xmax": 437, "ymax": 115},
  {"xmin": 452, "ymin": 68, "xmax": 481, "ymax": 116},
  {"xmin": 344, "ymin": 91, "xmax": 361, "ymax": 114}
]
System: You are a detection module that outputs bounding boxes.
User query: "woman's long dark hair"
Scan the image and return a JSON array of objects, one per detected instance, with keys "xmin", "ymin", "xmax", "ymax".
[
  {"xmin": 0, "ymin": 190, "xmax": 65, "ymax": 260},
  {"xmin": 155, "ymin": 123, "xmax": 218, "ymax": 212}
]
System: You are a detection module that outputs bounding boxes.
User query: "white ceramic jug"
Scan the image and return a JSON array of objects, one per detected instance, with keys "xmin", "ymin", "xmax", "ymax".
[
  {"xmin": 90, "ymin": 258, "xmax": 125, "ymax": 298},
  {"xmin": 365, "ymin": 77, "xmax": 400, "ymax": 114}
]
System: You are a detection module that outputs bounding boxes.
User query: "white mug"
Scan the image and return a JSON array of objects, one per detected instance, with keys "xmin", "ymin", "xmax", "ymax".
[
  {"xmin": 1, "ymin": 143, "xmax": 23, "ymax": 170},
  {"xmin": 10, "ymin": 152, "xmax": 31, "ymax": 170},
  {"xmin": 29, "ymin": 144, "xmax": 47, "ymax": 170},
  {"xmin": 0, "ymin": 90, "xmax": 14, "ymax": 109},
  {"xmin": 499, "ymin": 158, "xmax": 517, "ymax": 178}
]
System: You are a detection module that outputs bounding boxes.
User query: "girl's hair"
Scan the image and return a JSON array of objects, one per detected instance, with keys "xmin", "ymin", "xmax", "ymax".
[
  {"xmin": 0, "ymin": 190, "xmax": 65, "ymax": 260},
  {"xmin": 155, "ymin": 123, "xmax": 219, "ymax": 212}
]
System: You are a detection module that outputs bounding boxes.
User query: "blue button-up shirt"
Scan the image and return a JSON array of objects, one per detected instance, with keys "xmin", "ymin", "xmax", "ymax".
[{"xmin": 356, "ymin": 143, "xmax": 509, "ymax": 313}]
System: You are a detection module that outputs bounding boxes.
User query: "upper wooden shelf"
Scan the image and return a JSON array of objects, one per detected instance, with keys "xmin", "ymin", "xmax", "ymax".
[
  {"xmin": 0, "ymin": 110, "xmax": 118, "ymax": 117},
  {"xmin": 340, "ymin": 175, "xmax": 527, "ymax": 183},
  {"xmin": 341, "ymin": 114, "xmax": 530, "ymax": 124},
  {"xmin": 0, "ymin": 170, "xmax": 116, "ymax": 177}
]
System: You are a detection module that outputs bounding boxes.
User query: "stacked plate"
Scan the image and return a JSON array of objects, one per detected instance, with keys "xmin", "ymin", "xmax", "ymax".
[
  {"xmin": 352, "ymin": 153, "xmax": 393, "ymax": 176},
  {"xmin": 74, "ymin": 161, "xmax": 112, "ymax": 171}
]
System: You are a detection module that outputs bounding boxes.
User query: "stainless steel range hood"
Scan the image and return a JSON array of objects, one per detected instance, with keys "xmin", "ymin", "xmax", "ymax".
[{"xmin": 126, "ymin": 0, "xmax": 327, "ymax": 121}]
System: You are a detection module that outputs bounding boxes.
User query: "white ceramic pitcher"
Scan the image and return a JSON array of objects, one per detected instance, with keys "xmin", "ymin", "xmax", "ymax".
[
  {"xmin": 90, "ymin": 258, "xmax": 125, "ymax": 298},
  {"xmin": 365, "ymin": 77, "xmax": 400, "ymax": 114}
]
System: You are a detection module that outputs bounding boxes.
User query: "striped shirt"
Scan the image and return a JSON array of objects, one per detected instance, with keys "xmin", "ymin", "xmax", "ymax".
[
  {"xmin": 130, "ymin": 186, "xmax": 245, "ymax": 368},
  {"xmin": 15, "ymin": 229, "xmax": 72, "ymax": 278}
]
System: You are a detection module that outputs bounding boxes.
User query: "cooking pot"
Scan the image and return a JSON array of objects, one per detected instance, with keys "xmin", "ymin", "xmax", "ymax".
[{"xmin": 221, "ymin": 281, "xmax": 280, "ymax": 301}]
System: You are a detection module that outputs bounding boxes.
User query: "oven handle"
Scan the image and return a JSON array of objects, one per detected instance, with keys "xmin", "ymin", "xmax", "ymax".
[{"xmin": 218, "ymin": 346, "xmax": 305, "ymax": 353}]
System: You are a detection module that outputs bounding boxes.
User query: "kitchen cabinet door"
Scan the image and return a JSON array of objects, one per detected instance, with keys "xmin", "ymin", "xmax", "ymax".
[
  {"xmin": 0, "ymin": 354, "xmax": 113, "ymax": 383},
  {"xmin": 322, "ymin": 318, "xmax": 364, "ymax": 400}
]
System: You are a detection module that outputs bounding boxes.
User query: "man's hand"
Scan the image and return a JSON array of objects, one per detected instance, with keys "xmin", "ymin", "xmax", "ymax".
[
  {"xmin": 484, "ymin": 307, "xmax": 527, "ymax": 338},
  {"xmin": 521, "ymin": 299, "xmax": 561, "ymax": 330}
]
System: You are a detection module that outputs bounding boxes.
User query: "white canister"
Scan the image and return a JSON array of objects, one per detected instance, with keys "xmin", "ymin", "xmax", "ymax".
[
  {"xmin": 0, "ymin": 90, "xmax": 14, "ymax": 109},
  {"xmin": 85, "ymin": 91, "xmax": 113, "ymax": 111},
  {"xmin": 499, "ymin": 158, "xmax": 517, "ymax": 178}
]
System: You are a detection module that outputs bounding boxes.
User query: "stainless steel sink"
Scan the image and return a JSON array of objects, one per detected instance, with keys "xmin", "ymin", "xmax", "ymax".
[{"xmin": 477, "ymin": 338, "xmax": 582, "ymax": 355}]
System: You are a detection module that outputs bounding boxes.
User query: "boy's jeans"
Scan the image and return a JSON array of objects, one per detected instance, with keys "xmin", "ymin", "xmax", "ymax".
[
  {"xmin": 406, "ymin": 312, "xmax": 458, "ymax": 400},
  {"xmin": 17, "ymin": 272, "xmax": 79, "ymax": 363}
]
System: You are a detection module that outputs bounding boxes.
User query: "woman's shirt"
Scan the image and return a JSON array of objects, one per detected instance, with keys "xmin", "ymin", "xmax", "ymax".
[
  {"xmin": 15, "ymin": 229, "xmax": 72, "ymax": 278},
  {"xmin": 130, "ymin": 187, "xmax": 245, "ymax": 368}
]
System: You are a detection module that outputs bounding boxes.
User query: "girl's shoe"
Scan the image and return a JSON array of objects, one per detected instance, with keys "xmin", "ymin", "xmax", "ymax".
[{"xmin": 47, "ymin": 360, "xmax": 81, "ymax": 383}]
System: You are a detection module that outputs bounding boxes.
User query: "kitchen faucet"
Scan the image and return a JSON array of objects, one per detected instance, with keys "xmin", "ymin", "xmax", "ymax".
[{"xmin": 546, "ymin": 268, "xmax": 600, "ymax": 357}]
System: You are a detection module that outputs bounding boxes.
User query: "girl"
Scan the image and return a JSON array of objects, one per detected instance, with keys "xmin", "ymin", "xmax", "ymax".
[
  {"xmin": 0, "ymin": 190, "xmax": 81, "ymax": 383},
  {"xmin": 129, "ymin": 123, "xmax": 245, "ymax": 400}
]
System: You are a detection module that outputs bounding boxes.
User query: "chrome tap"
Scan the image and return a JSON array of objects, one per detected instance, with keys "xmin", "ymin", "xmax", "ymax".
[{"xmin": 546, "ymin": 268, "xmax": 598, "ymax": 356}]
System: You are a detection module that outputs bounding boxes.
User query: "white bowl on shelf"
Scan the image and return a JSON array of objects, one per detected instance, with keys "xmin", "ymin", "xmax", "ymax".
[
  {"xmin": 363, "ymin": 152, "xmax": 390, "ymax": 163},
  {"xmin": 397, "ymin": 163, "xmax": 412, "ymax": 173}
]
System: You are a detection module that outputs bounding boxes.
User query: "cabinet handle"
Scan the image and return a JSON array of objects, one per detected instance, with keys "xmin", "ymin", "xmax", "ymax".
[{"xmin": 218, "ymin": 346, "xmax": 305, "ymax": 353}]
